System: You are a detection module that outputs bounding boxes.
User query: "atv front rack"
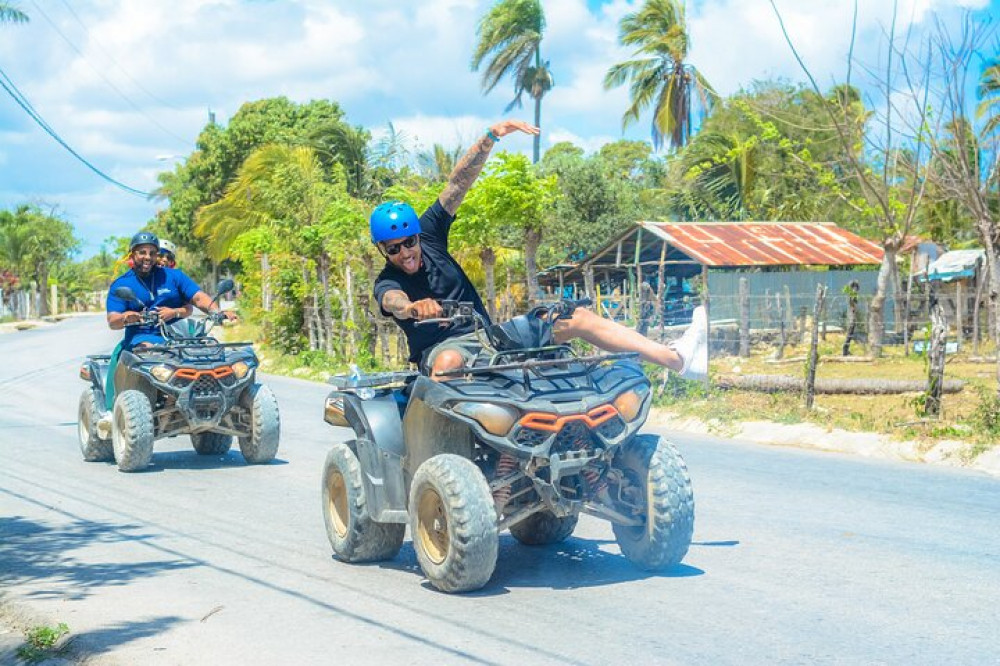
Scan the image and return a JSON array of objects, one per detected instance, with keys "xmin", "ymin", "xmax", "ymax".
[
  {"xmin": 328, "ymin": 370, "xmax": 418, "ymax": 390},
  {"xmin": 435, "ymin": 351, "xmax": 639, "ymax": 378}
]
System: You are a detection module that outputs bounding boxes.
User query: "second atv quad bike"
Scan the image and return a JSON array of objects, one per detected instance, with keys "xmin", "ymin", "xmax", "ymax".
[
  {"xmin": 78, "ymin": 280, "xmax": 280, "ymax": 472},
  {"xmin": 321, "ymin": 299, "xmax": 694, "ymax": 593}
]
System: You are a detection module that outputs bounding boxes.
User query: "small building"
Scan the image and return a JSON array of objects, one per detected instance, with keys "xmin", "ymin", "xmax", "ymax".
[{"xmin": 539, "ymin": 221, "xmax": 885, "ymax": 332}]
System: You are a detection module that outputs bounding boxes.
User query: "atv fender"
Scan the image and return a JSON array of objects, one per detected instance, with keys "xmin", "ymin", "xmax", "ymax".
[
  {"xmin": 401, "ymin": 379, "xmax": 475, "ymax": 495},
  {"xmin": 333, "ymin": 391, "xmax": 408, "ymax": 523}
]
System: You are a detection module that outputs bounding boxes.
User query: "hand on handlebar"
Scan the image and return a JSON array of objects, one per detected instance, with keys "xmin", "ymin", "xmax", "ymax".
[{"xmin": 407, "ymin": 299, "xmax": 444, "ymax": 320}]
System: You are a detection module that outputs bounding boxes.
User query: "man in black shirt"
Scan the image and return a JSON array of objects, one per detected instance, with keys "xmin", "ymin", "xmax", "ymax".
[{"xmin": 373, "ymin": 120, "xmax": 707, "ymax": 381}]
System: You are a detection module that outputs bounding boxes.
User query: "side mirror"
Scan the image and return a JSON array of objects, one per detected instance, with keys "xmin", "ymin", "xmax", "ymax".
[
  {"xmin": 113, "ymin": 286, "xmax": 139, "ymax": 304},
  {"xmin": 216, "ymin": 278, "xmax": 235, "ymax": 296},
  {"xmin": 210, "ymin": 278, "xmax": 235, "ymax": 306}
]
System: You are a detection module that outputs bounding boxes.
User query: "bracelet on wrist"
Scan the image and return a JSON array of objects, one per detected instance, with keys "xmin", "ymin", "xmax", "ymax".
[{"xmin": 486, "ymin": 128, "xmax": 500, "ymax": 143}]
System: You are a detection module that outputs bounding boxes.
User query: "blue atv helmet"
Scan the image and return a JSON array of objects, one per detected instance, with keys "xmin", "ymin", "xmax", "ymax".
[
  {"xmin": 129, "ymin": 231, "xmax": 159, "ymax": 252},
  {"xmin": 370, "ymin": 202, "xmax": 421, "ymax": 244}
]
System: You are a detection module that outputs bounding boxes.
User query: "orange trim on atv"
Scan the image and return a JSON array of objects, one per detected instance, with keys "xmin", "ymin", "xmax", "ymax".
[
  {"xmin": 174, "ymin": 366, "xmax": 235, "ymax": 381},
  {"xmin": 517, "ymin": 403, "xmax": 619, "ymax": 433}
]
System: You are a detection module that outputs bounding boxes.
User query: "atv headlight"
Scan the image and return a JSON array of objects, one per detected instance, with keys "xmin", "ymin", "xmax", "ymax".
[
  {"xmin": 453, "ymin": 402, "xmax": 519, "ymax": 436},
  {"xmin": 231, "ymin": 361, "xmax": 251, "ymax": 379},
  {"xmin": 149, "ymin": 365, "xmax": 174, "ymax": 382},
  {"xmin": 613, "ymin": 387, "xmax": 648, "ymax": 422}
]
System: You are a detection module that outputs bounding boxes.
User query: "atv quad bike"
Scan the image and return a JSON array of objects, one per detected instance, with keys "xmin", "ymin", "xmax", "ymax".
[
  {"xmin": 78, "ymin": 280, "xmax": 280, "ymax": 472},
  {"xmin": 321, "ymin": 299, "xmax": 694, "ymax": 593}
]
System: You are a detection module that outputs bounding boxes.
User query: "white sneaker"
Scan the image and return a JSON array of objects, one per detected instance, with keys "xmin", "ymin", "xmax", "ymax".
[{"xmin": 669, "ymin": 306, "xmax": 708, "ymax": 380}]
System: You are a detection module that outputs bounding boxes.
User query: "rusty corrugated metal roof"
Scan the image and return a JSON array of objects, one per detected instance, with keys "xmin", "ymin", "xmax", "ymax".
[{"xmin": 640, "ymin": 222, "xmax": 884, "ymax": 267}]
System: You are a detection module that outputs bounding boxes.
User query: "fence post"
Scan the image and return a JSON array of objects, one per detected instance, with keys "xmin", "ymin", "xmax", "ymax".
[
  {"xmin": 738, "ymin": 277, "xmax": 749, "ymax": 358},
  {"xmin": 805, "ymin": 283, "xmax": 827, "ymax": 410},
  {"xmin": 702, "ymin": 265, "xmax": 711, "ymax": 393},
  {"xmin": 773, "ymin": 291, "xmax": 786, "ymax": 360}
]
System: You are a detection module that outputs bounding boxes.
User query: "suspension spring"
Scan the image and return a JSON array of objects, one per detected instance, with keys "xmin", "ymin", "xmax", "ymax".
[{"xmin": 492, "ymin": 453, "xmax": 518, "ymax": 508}]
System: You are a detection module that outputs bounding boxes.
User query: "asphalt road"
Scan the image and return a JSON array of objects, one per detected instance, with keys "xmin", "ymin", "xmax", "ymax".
[{"xmin": 1, "ymin": 315, "xmax": 998, "ymax": 665}]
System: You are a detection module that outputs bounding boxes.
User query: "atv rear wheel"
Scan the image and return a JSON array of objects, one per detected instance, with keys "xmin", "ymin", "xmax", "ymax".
[
  {"xmin": 78, "ymin": 388, "xmax": 113, "ymax": 462},
  {"xmin": 409, "ymin": 454, "xmax": 498, "ymax": 593},
  {"xmin": 321, "ymin": 442, "xmax": 404, "ymax": 562},
  {"xmin": 509, "ymin": 511, "xmax": 578, "ymax": 546},
  {"xmin": 191, "ymin": 432, "xmax": 233, "ymax": 456},
  {"xmin": 112, "ymin": 390, "xmax": 154, "ymax": 473},
  {"xmin": 238, "ymin": 383, "xmax": 280, "ymax": 464},
  {"xmin": 612, "ymin": 434, "xmax": 694, "ymax": 570}
]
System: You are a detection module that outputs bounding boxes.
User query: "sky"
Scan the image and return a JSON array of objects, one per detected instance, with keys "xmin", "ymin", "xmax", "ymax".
[{"xmin": 0, "ymin": 0, "xmax": 997, "ymax": 257}]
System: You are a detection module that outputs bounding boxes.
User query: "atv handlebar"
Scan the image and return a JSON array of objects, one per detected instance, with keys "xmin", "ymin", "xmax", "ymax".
[{"xmin": 123, "ymin": 310, "xmax": 161, "ymax": 328}]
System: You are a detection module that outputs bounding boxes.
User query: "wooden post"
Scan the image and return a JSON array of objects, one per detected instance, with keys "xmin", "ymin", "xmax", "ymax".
[
  {"xmin": 784, "ymin": 285, "xmax": 794, "ymax": 343},
  {"xmin": 903, "ymin": 266, "xmax": 915, "ymax": 355},
  {"xmin": 50, "ymin": 284, "xmax": 58, "ymax": 316},
  {"xmin": 584, "ymin": 266, "xmax": 595, "ymax": 300},
  {"xmin": 702, "ymin": 265, "xmax": 711, "ymax": 392},
  {"xmin": 956, "ymin": 281, "xmax": 964, "ymax": 352},
  {"xmin": 973, "ymin": 264, "xmax": 984, "ymax": 356},
  {"xmin": 655, "ymin": 241, "xmax": 667, "ymax": 335},
  {"xmin": 805, "ymin": 283, "xmax": 827, "ymax": 410},
  {"xmin": 558, "ymin": 270, "xmax": 564, "ymax": 299},
  {"xmin": 738, "ymin": 277, "xmax": 750, "ymax": 358},
  {"xmin": 925, "ymin": 292, "xmax": 947, "ymax": 418},
  {"xmin": 774, "ymin": 291, "xmax": 786, "ymax": 360}
]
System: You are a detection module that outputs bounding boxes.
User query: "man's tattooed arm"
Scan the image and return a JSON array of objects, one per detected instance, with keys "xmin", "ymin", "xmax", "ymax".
[
  {"xmin": 381, "ymin": 290, "xmax": 413, "ymax": 320},
  {"xmin": 439, "ymin": 134, "xmax": 496, "ymax": 216}
]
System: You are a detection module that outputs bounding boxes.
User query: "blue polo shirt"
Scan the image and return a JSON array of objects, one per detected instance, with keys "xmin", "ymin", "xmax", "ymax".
[{"xmin": 106, "ymin": 267, "xmax": 202, "ymax": 348}]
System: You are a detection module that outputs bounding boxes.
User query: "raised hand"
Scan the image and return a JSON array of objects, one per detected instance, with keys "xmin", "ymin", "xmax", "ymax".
[{"xmin": 489, "ymin": 119, "xmax": 540, "ymax": 139}]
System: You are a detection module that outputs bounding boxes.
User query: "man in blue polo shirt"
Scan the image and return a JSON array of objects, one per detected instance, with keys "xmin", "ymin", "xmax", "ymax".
[{"xmin": 106, "ymin": 232, "xmax": 233, "ymax": 349}]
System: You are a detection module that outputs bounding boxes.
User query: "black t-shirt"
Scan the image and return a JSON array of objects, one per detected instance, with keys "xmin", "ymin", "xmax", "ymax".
[{"xmin": 374, "ymin": 200, "xmax": 492, "ymax": 363}]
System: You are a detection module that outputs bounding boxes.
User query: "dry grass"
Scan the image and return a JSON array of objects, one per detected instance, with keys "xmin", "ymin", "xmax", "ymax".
[{"xmin": 660, "ymin": 333, "xmax": 1000, "ymax": 450}]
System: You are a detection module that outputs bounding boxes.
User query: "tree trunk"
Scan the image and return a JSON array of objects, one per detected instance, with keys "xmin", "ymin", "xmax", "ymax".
[
  {"xmin": 973, "ymin": 264, "xmax": 984, "ymax": 356},
  {"xmin": 868, "ymin": 242, "xmax": 898, "ymax": 358},
  {"xmin": 261, "ymin": 253, "xmax": 272, "ymax": 312},
  {"xmin": 524, "ymin": 228, "xmax": 541, "ymax": 307},
  {"xmin": 37, "ymin": 267, "xmax": 50, "ymax": 317},
  {"xmin": 843, "ymin": 280, "xmax": 860, "ymax": 356},
  {"xmin": 532, "ymin": 93, "xmax": 541, "ymax": 164},
  {"xmin": 925, "ymin": 293, "xmax": 947, "ymax": 418},
  {"xmin": 481, "ymin": 246, "xmax": 496, "ymax": 320},
  {"xmin": 316, "ymin": 253, "xmax": 334, "ymax": 355},
  {"xmin": 977, "ymin": 218, "xmax": 1000, "ymax": 397},
  {"xmin": 805, "ymin": 284, "xmax": 826, "ymax": 410}
]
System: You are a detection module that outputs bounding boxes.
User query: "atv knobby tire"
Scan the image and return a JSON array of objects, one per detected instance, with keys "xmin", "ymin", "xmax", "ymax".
[
  {"xmin": 238, "ymin": 383, "xmax": 279, "ymax": 464},
  {"xmin": 321, "ymin": 442, "xmax": 404, "ymax": 562},
  {"xmin": 409, "ymin": 454, "xmax": 498, "ymax": 593},
  {"xmin": 112, "ymin": 390, "xmax": 154, "ymax": 472},
  {"xmin": 78, "ymin": 387, "xmax": 113, "ymax": 462},
  {"xmin": 509, "ymin": 511, "xmax": 578, "ymax": 546},
  {"xmin": 612, "ymin": 434, "xmax": 694, "ymax": 570},
  {"xmin": 191, "ymin": 431, "xmax": 233, "ymax": 456}
]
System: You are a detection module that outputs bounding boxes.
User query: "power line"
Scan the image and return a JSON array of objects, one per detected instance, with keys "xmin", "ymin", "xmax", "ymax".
[
  {"xmin": 27, "ymin": 0, "xmax": 192, "ymax": 147},
  {"xmin": 0, "ymin": 64, "xmax": 152, "ymax": 198},
  {"xmin": 55, "ymin": 0, "xmax": 186, "ymax": 115}
]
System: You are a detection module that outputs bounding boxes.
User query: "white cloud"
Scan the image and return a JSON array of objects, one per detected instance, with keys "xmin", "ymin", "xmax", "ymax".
[{"xmin": 0, "ymin": 0, "xmax": 994, "ymax": 255}]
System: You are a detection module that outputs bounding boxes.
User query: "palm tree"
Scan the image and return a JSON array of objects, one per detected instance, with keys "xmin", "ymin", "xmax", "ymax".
[
  {"xmin": 0, "ymin": 2, "xmax": 27, "ymax": 23},
  {"xmin": 603, "ymin": 0, "xmax": 714, "ymax": 151},
  {"xmin": 418, "ymin": 144, "xmax": 463, "ymax": 182},
  {"xmin": 977, "ymin": 58, "xmax": 1000, "ymax": 139},
  {"xmin": 471, "ymin": 0, "xmax": 552, "ymax": 163}
]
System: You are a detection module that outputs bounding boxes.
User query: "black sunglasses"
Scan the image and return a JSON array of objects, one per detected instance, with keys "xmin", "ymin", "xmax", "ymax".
[{"xmin": 383, "ymin": 235, "xmax": 419, "ymax": 256}]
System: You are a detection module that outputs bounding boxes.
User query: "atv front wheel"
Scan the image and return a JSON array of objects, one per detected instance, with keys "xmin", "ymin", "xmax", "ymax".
[
  {"xmin": 612, "ymin": 434, "xmax": 694, "ymax": 570},
  {"xmin": 111, "ymin": 390, "xmax": 154, "ymax": 472},
  {"xmin": 238, "ymin": 383, "xmax": 280, "ymax": 464},
  {"xmin": 78, "ymin": 387, "xmax": 113, "ymax": 462},
  {"xmin": 191, "ymin": 432, "xmax": 233, "ymax": 456},
  {"xmin": 409, "ymin": 454, "xmax": 498, "ymax": 593},
  {"xmin": 509, "ymin": 511, "xmax": 578, "ymax": 546},
  {"xmin": 322, "ymin": 442, "xmax": 404, "ymax": 562}
]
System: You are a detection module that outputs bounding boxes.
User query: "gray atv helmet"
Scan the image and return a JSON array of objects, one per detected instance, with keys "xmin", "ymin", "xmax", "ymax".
[{"xmin": 130, "ymin": 231, "xmax": 159, "ymax": 252}]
